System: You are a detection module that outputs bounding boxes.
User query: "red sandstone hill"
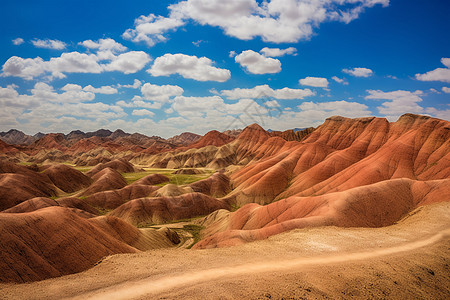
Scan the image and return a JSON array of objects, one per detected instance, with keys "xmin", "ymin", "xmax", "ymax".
[
  {"xmin": 78, "ymin": 167, "xmax": 127, "ymax": 197},
  {"xmin": 167, "ymin": 132, "xmax": 202, "ymax": 146},
  {"xmin": 42, "ymin": 164, "xmax": 92, "ymax": 193},
  {"xmin": 84, "ymin": 184, "xmax": 159, "ymax": 210},
  {"xmin": 0, "ymin": 206, "xmax": 179, "ymax": 282},
  {"xmin": 1, "ymin": 124, "xmax": 314, "ymax": 165},
  {"xmin": 109, "ymin": 192, "xmax": 231, "ymax": 226},
  {"xmin": 86, "ymin": 159, "xmax": 136, "ymax": 177},
  {"xmin": 188, "ymin": 130, "xmax": 234, "ymax": 149},
  {"xmin": 0, "ymin": 140, "xmax": 20, "ymax": 155},
  {"xmin": 3, "ymin": 196, "xmax": 98, "ymax": 216},
  {"xmin": 227, "ymin": 114, "xmax": 450, "ymax": 206},
  {"xmin": 0, "ymin": 161, "xmax": 58, "ymax": 211},
  {"xmin": 32, "ymin": 133, "xmax": 69, "ymax": 151},
  {"xmin": 195, "ymin": 178, "xmax": 450, "ymax": 248},
  {"xmin": 0, "ymin": 113, "xmax": 448, "ymax": 286},
  {"xmin": 189, "ymin": 171, "xmax": 231, "ymax": 198}
]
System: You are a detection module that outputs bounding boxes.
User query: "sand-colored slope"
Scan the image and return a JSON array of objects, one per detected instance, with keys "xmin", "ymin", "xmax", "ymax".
[
  {"xmin": 195, "ymin": 178, "xmax": 449, "ymax": 248},
  {"xmin": 0, "ymin": 206, "xmax": 180, "ymax": 283},
  {"xmin": 1, "ymin": 202, "xmax": 448, "ymax": 299}
]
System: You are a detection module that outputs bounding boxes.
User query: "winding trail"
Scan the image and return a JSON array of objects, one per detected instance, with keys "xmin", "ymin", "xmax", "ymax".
[{"xmin": 72, "ymin": 228, "xmax": 450, "ymax": 300}]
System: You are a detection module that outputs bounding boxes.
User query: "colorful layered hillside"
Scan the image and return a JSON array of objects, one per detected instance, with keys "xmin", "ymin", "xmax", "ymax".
[
  {"xmin": 0, "ymin": 129, "xmax": 36, "ymax": 145},
  {"xmin": 167, "ymin": 132, "xmax": 202, "ymax": 146},
  {"xmin": 0, "ymin": 207, "xmax": 179, "ymax": 282},
  {"xmin": 131, "ymin": 124, "xmax": 306, "ymax": 169},
  {"xmin": 109, "ymin": 192, "xmax": 230, "ymax": 226},
  {"xmin": 195, "ymin": 178, "xmax": 450, "ymax": 248},
  {"xmin": 228, "ymin": 114, "xmax": 450, "ymax": 205},
  {"xmin": 192, "ymin": 114, "xmax": 450, "ymax": 248},
  {"xmin": 185, "ymin": 130, "xmax": 234, "ymax": 149}
]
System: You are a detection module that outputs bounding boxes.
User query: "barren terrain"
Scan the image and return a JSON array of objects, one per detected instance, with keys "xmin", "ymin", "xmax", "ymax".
[
  {"xmin": 1, "ymin": 202, "xmax": 448, "ymax": 299},
  {"xmin": 0, "ymin": 114, "xmax": 449, "ymax": 299}
]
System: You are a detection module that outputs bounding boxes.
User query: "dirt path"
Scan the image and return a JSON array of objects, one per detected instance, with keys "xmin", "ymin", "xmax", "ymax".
[
  {"xmin": 73, "ymin": 228, "xmax": 450, "ymax": 300},
  {"xmin": 2, "ymin": 203, "xmax": 448, "ymax": 300}
]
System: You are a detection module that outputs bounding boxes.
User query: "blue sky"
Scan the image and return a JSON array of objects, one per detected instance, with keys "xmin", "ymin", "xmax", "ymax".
[{"xmin": 0, "ymin": 0, "xmax": 449, "ymax": 137}]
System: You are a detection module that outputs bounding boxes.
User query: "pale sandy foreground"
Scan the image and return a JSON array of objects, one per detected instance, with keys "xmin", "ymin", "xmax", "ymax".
[{"xmin": 1, "ymin": 203, "xmax": 449, "ymax": 300}]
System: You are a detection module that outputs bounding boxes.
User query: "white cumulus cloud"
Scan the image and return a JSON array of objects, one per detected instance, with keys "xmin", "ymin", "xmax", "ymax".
[
  {"xmin": 297, "ymin": 100, "xmax": 371, "ymax": 119},
  {"xmin": 167, "ymin": 0, "xmax": 389, "ymax": 43},
  {"xmin": 12, "ymin": 38, "xmax": 24, "ymax": 46},
  {"xmin": 415, "ymin": 58, "xmax": 450, "ymax": 83},
  {"xmin": 123, "ymin": 14, "xmax": 184, "ymax": 47},
  {"xmin": 221, "ymin": 84, "xmax": 314, "ymax": 100},
  {"xmin": 148, "ymin": 53, "xmax": 230, "ymax": 82},
  {"xmin": 235, "ymin": 50, "xmax": 281, "ymax": 74},
  {"xmin": 31, "ymin": 39, "xmax": 67, "ymax": 50},
  {"xmin": 299, "ymin": 77, "xmax": 329, "ymax": 88},
  {"xmin": 104, "ymin": 51, "xmax": 151, "ymax": 74},
  {"xmin": 48, "ymin": 52, "xmax": 103, "ymax": 78},
  {"xmin": 141, "ymin": 83, "xmax": 184, "ymax": 102},
  {"xmin": 118, "ymin": 79, "xmax": 142, "ymax": 89},
  {"xmin": 132, "ymin": 109, "xmax": 155, "ymax": 117},
  {"xmin": 343, "ymin": 67, "xmax": 373, "ymax": 77},
  {"xmin": 79, "ymin": 38, "xmax": 127, "ymax": 53},
  {"xmin": 1, "ymin": 56, "xmax": 47, "ymax": 80},
  {"xmin": 83, "ymin": 85, "xmax": 118, "ymax": 94},
  {"xmin": 331, "ymin": 76, "xmax": 348, "ymax": 85},
  {"xmin": 366, "ymin": 89, "xmax": 424, "ymax": 120},
  {"xmin": 260, "ymin": 47, "xmax": 297, "ymax": 57}
]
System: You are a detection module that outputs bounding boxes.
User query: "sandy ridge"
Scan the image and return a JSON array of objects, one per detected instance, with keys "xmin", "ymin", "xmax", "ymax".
[{"xmin": 73, "ymin": 227, "xmax": 450, "ymax": 300}]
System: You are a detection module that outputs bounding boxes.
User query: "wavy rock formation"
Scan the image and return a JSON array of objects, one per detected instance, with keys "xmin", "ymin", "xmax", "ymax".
[
  {"xmin": 0, "ymin": 207, "xmax": 179, "ymax": 283},
  {"xmin": 42, "ymin": 164, "xmax": 91, "ymax": 193},
  {"xmin": 0, "ymin": 161, "xmax": 58, "ymax": 211},
  {"xmin": 189, "ymin": 171, "xmax": 231, "ymax": 198},
  {"xmin": 78, "ymin": 167, "xmax": 127, "ymax": 197},
  {"xmin": 167, "ymin": 132, "xmax": 201, "ymax": 146},
  {"xmin": 195, "ymin": 178, "xmax": 449, "ymax": 248},
  {"xmin": 86, "ymin": 158, "xmax": 136, "ymax": 177},
  {"xmin": 132, "ymin": 173, "xmax": 169, "ymax": 185},
  {"xmin": 228, "ymin": 114, "xmax": 450, "ymax": 205},
  {"xmin": 109, "ymin": 192, "xmax": 231, "ymax": 226},
  {"xmin": 84, "ymin": 184, "xmax": 159, "ymax": 210},
  {"xmin": 3, "ymin": 196, "xmax": 98, "ymax": 216}
]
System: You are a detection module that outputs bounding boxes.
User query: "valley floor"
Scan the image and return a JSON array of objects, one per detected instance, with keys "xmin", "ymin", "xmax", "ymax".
[{"xmin": 2, "ymin": 202, "xmax": 449, "ymax": 300}]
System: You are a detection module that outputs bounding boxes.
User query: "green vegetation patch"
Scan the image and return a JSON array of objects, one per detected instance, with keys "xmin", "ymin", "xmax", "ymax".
[
  {"xmin": 182, "ymin": 224, "xmax": 205, "ymax": 249},
  {"xmin": 91, "ymin": 206, "xmax": 113, "ymax": 216},
  {"xmin": 122, "ymin": 171, "xmax": 156, "ymax": 184},
  {"xmin": 125, "ymin": 168, "xmax": 215, "ymax": 186},
  {"xmin": 73, "ymin": 166, "xmax": 93, "ymax": 173}
]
